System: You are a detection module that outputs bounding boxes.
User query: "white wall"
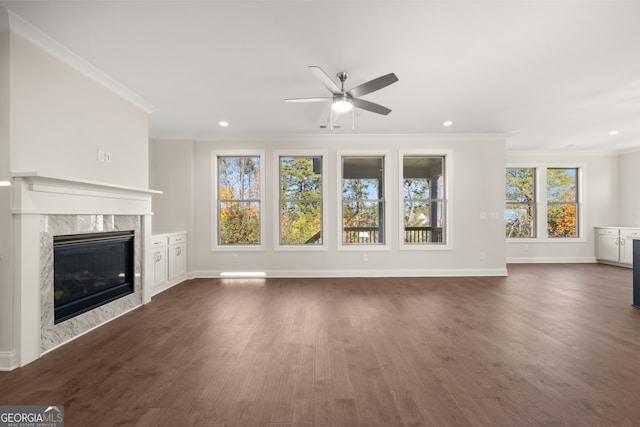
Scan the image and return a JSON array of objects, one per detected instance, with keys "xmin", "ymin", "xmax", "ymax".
[
  {"xmin": 0, "ymin": 9, "xmax": 14, "ymax": 368},
  {"xmin": 149, "ymin": 139, "xmax": 193, "ymax": 235},
  {"xmin": 151, "ymin": 136, "xmax": 507, "ymax": 277},
  {"xmin": 506, "ymin": 153, "xmax": 619, "ymax": 263},
  {"xmin": 9, "ymin": 33, "xmax": 149, "ymax": 188},
  {"xmin": 619, "ymin": 150, "xmax": 640, "ymax": 227},
  {"xmin": 1, "ymin": 18, "xmax": 151, "ymax": 369}
]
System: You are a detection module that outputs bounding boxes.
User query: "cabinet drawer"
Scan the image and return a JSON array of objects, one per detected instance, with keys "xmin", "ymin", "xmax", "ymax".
[
  {"xmin": 169, "ymin": 234, "xmax": 187, "ymax": 245},
  {"xmin": 597, "ymin": 228, "xmax": 618, "ymax": 236},
  {"xmin": 151, "ymin": 236, "xmax": 168, "ymax": 247},
  {"xmin": 621, "ymin": 229, "xmax": 640, "ymax": 238}
]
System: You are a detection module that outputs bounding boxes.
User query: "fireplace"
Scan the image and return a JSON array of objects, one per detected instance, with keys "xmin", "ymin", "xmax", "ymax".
[{"xmin": 53, "ymin": 231, "xmax": 135, "ymax": 324}]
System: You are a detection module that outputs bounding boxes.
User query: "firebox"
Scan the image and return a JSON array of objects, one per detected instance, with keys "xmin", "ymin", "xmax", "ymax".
[{"xmin": 53, "ymin": 231, "xmax": 135, "ymax": 324}]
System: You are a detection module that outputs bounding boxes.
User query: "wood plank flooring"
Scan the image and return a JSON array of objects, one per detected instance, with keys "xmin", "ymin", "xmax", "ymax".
[{"xmin": 2, "ymin": 264, "xmax": 640, "ymax": 426}]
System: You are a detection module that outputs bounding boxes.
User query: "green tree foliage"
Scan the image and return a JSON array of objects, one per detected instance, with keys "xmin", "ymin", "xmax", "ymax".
[
  {"xmin": 403, "ymin": 178, "xmax": 430, "ymax": 227},
  {"xmin": 280, "ymin": 157, "xmax": 322, "ymax": 244},
  {"xmin": 342, "ymin": 178, "xmax": 382, "ymax": 243},
  {"xmin": 505, "ymin": 168, "xmax": 535, "ymax": 238},
  {"xmin": 218, "ymin": 157, "xmax": 261, "ymax": 245},
  {"xmin": 342, "ymin": 178, "xmax": 380, "ymax": 228}
]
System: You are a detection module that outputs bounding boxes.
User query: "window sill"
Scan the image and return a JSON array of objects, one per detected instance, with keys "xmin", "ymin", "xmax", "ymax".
[
  {"xmin": 337, "ymin": 244, "xmax": 391, "ymax": 251},
  {"xmin": 400, "ymin": 244, "xmax": 453, "ymax": 251},
  {"xmin": 274, "ymin": 245, "xmax": 328, "ymax": 252},
  {"xmin": 507, "ymin": 237, "xmax": 587, "ymax": 244},
  {"xmin": 211, "ymin": 245, "xmax": 266, "ymax": 252}
]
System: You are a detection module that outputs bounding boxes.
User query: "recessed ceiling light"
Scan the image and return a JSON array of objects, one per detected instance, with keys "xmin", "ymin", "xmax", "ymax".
[
  {"xmin": 442, "ymin": 120, "xmax": 453, "ymax": 127},
  {"xmin": 219, "ymin": 121, "xmax": 229, "ymax": 127},
  {"xmin": 608, "ymin": 130, "xmax": 619, "ymax": 135}
]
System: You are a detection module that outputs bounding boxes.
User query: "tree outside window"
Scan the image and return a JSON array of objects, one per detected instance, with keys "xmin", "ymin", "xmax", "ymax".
[
  {"xmin": 547, "ymin": 168, "xmax": 578, "ymax": 238},
  {"xmin": 342, "ymin": 156, "xmax": 384, "ymax": 244},
  {"xmin": 403, "ymin": 156, "xmax": 445, "ymax": 244},
  {"xmin": 217, "ymin": 156, "xmax": 261, "ymax": 245},
  {"xmin": 279, "ymin": 156, "xmax": 322, "ymax": 245},
  {"xmin": 505, "ymin": 168, "xmax": 536, "ymax": 238}
]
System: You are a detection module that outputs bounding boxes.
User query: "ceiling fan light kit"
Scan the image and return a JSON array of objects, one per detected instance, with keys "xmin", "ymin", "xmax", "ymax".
[
  {"xmin": 285, "ymin": 66, "xmax": 398, "ymax": 130},
  {"xmin": 331, "ymin": 95, "xmax": 353, "ymax": 113}
]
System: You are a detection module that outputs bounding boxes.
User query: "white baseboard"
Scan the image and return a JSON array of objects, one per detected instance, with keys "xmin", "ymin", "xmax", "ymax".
[
  {"xmin": 507, "ymin": 256, "xmax": 597, "ymax": 264},
  {"xmin": 0, "ymin": 350, "xmax": 18, "ymax": 371},
  {"xmin": 192, "ymin": 268, "xmax": 509, "ymax": 278},
  {"xmin": 150, "ymin": 274, "xmax": 191, "ymax": 297}
]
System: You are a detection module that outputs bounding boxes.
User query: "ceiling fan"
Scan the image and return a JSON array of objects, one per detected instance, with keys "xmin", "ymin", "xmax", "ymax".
[{"xmin": 284, "ymin": 66, "xmax": 399, "ymax": 121}]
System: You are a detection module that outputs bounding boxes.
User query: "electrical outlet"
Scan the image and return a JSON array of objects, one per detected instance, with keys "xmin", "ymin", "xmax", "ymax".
[
  {"xmin": 232, "ymin": 254, "xmax": 239, "ymax": 263},
  {"xmin": 479, "ymin": 252, "xmax": 486, "ymax": 262},
  {"xmin": 97, "ymin": 149, "xmax": 105, "ymax": 162},
  {"xmin": 362, "ymin": 254, "xmax": 368, "ymax": 262}
]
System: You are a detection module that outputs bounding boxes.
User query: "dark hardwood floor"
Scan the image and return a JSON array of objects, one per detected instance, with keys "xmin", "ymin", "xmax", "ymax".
[{"xmin": 2, "ymin": 264, "xmax": 640, "ymax": 426}]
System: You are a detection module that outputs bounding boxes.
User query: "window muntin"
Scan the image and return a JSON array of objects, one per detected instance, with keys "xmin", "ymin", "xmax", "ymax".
[
  {"xmin": 342, "ymin": 156, "xmax": 385, "ymax": 245},
  {"xmin": 217, "ymin": 156, "xmax": 261, "ymax": 245},
  {"xmin": 547, "ymin": 168, "xmax": 578, "ymax": 238},
  {"xmin": 279, "ymin": 156, "xmax": 323, "ymax": 245},
  {"xmin": 505, "ymin": 168, "xmax": 536, "ymax": 238},
  {"xmin": 402, "ymin": 156, "xmax": 445, "ymax": 244}
]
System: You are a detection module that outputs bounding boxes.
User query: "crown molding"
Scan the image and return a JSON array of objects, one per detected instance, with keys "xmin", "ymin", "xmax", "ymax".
[
  {"xmin": 151, "ymin": 133, "xmax": 510, "ymax": 144},
  {"xmin": 5, "ymin": 9, "xmax": 156, "ymax": 114},
  {"xmin": 506, "ymin": 149, "xmax": 617, "ymax": 157}
]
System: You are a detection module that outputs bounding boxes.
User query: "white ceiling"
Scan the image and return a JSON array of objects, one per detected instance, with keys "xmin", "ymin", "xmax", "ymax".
[{"xmin": 2, "ymin": 1, "xmax": 640, "ymax": 153}]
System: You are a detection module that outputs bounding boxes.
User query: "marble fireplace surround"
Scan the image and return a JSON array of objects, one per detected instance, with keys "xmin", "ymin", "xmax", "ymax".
[
  {"xmin": 12, "ymin": 173, "xmax": 159, "ymax": 367},
  {"xmin": 40, "ymin": 214, "xmax": 142, "ymax": 353}
]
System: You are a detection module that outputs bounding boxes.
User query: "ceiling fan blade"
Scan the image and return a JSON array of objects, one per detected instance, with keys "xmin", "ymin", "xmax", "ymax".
[
  {"xmin": 347, "ymin": 73, "xmax": 398, "ymax": 98},
  {"xmin": 309, "ymin": 66, "xmax": 341, "ymax": 94},
  {"xmin": 351, "ymin": 98, "xmax": 392, "ymax": 115},
  {"xmin": 284, "ymin": 97, "xmax": 332, "ymax": 103}
]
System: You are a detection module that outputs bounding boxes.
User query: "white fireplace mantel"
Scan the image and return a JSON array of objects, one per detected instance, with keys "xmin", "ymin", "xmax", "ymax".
[
  {"xmin": 10, "ymin": 173, "xmax": 160, "ymax": 369},
  {"xmin": 12, "ymin": 172, "xmax": 161, "ymax": 215}
]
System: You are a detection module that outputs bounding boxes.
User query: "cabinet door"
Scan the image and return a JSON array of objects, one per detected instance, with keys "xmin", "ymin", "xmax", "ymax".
[
  {"xmin": 620, "ymin": 229, "xmax": 640, "ymax": 265},
  {"xmin": 153, "ymin": 248, "xmax": 168, "ymax": 285},
  {"xmin": 620, "ymin": 236, "xmax": 635, "ymax": 265},
  {"xmin": 597, "ymin": 235, "xmax": 620, "ymax": 262},
  {"xmin": 168, "ymin": 244, "xmax": 187, "ymax": 279}
]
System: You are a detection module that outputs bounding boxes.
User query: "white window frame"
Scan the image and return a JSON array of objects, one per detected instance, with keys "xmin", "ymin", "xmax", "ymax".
[
  {"xmin": 274, "ymin": 150, "xmax": 328, "ymax": 251},
  {"xmin": 506, "ymin": 162, "xmax": 586, "ymax": 243},
  {"xmin": 399, "ymin": 149, "xmax": 453, "ymax": 251},
  {"xmin": 546, "ymin": 166, "xmax": 582, "ymax": 240},
  {"xmin": 211, "ymin": 150, "xmax": 266, "ymax": 251},
  {"xmin": 337, "ymin": 150, "xmax": 391, "ymax": 251},
  {"xmin": 505, "ymin": 166, "xmax": 537, "ymax": 239}
]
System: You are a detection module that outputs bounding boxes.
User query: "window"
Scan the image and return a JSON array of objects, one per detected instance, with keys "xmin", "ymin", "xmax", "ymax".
[
  {"xmin": 215, "ymin": 155, "xmax": 262, "ymax": 246},
  {"xmin": 505, "ymin": 168, "xmax": 536, "ymax": 238},
  {"xmin": 341, "ymin": 156, "xmax": 385, "ymax": 245},
  {"xmin": 547, "ymin": 168, "xmax": 578, "ymax": 238},
  {"xmin": 402, "ymin": 156, "xmax": 445, "ymax": 244},
  {"xmin": 279, "ymin": 156, "xmax": 323, "ymax": 245},
  {"xmin": 505, "ymin": 165, "xmax": 582, "ymax": 240}
]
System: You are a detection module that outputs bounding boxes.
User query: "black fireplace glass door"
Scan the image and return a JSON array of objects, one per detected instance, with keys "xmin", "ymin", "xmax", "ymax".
[{"xmin": 54, "ymin": 231, "xmax": 134, "ymax": 323}]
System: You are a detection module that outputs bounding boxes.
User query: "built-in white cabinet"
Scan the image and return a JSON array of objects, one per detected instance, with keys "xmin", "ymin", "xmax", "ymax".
[
  {"xmin": 168, "ymin": 233, "xmax": 187, "ymax": 280},
  {"xmin": 149, "ymin": 232, "xmax": 188, "ymax": 296},
  {"xmin": 595, "ymin": 227, "xmax": 640, "ymax": 267},
  {"xmin": 150, "ymin": 235, "xmax": 169, "ymax": 287}
]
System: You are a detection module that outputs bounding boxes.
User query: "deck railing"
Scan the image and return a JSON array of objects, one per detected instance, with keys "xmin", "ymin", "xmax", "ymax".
[
  {"xmin": 342, "ymin": 227, "xmax": 443, "ymax": 244},
  {"xmin": 404, "ymin": 226, "xmax": 443, "ymax": 243}
]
